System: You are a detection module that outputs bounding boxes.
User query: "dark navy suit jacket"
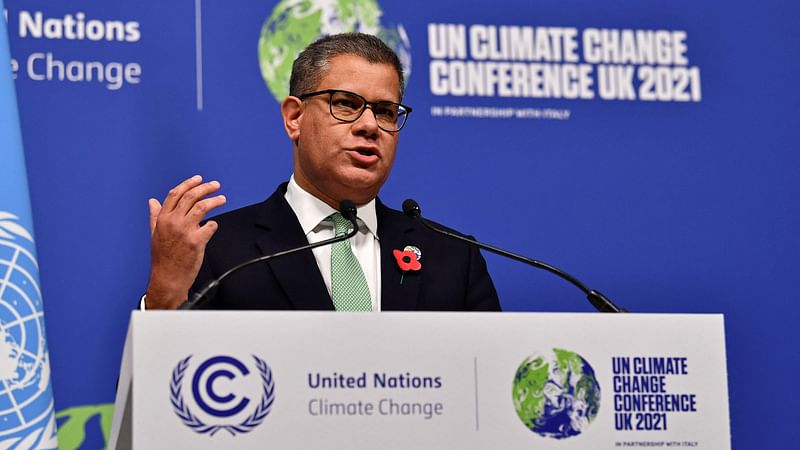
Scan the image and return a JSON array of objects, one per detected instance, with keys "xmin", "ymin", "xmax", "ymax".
[{"xmin": 191, "ymin": 184, "xmax": 501, "ymax": 311}]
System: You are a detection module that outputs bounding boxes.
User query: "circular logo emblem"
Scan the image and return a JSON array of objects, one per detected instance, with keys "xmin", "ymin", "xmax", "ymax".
[
  {"xmin": 257, "ymin": 0, "xmax": 412, "ymax": 102},
  {"xmin": 512, "ymin": 348, "xmax": 600, "ymax": 439},
  {"xmin": 170, "ymin": 354, "xmax": 275, "ymax": 436},
  {"xmin": 0, "ymin": 212, "xmax": 57, "ymax": 447}
]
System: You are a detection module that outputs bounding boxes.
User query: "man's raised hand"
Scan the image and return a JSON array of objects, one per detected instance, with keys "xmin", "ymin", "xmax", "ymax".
[{"xmin": 145, "ymin": 175, "xmax": 226, "ymax": 309}]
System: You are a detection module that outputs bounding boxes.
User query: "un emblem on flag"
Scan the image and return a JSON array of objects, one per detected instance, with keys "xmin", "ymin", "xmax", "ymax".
[{"xmin": 0, "ymin": 212, "xmax": 57, "ymax": 448}]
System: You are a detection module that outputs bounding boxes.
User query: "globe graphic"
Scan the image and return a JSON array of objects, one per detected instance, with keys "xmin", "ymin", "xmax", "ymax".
[
  {"xmin": 257, "ymin": 0, "xmax": 412, "ymax": 102},
  {"xmin": 512, "ymin": 348, "xmax": 600, "ymax": 439},
  {"xmin": 0, "ymin": 214, "xmax": 55, "ymax": 445}
]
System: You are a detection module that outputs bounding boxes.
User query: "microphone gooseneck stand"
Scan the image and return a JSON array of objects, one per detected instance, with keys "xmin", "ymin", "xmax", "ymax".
[{"xmin": 402, "ymin": 199, "xmax": 627, "ymax": 313}]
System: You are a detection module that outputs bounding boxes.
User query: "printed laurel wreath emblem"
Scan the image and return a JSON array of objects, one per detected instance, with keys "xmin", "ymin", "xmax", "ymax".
[{"xmin": 169, "ymin": 355, "xmax": 275, "ymax": 436}]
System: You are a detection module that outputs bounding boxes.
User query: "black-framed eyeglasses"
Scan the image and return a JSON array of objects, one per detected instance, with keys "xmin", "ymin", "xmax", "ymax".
[{"xmin": 297, "ymin": 89, "xmax": 413, "ymax": 132}]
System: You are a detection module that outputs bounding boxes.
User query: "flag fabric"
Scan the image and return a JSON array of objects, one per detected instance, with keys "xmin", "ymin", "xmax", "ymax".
[{"xmin": 0, "ymin": 1, "xmax": 59, "ymax": 448}]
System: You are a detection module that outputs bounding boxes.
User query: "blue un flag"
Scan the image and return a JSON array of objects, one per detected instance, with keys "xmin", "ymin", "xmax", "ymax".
[{"xmin": 0, "ymin": 1, "xmax": 59, "ymax": 448}]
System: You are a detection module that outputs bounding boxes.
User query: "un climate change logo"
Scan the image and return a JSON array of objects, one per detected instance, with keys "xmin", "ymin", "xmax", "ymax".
[
  {"xmin": 512, "ymin": 348, "xmax": 600, "ymax": 440},
  {"xmin": 257, "ymin": 0, "xmax": 412, "ymax": 102},
  {"xmin": 170, "ymin": 355, "xmax": 275, "ymax": 436},
  {"xmin": 0, "ymin": 212, "xmax": 57, "ymax": 448}
]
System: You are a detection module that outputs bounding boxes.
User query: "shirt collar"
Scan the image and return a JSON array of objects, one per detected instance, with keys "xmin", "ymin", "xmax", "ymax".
[{"xmin": 285, "ymin": 175, "xmax": 379, "ymax": 238}]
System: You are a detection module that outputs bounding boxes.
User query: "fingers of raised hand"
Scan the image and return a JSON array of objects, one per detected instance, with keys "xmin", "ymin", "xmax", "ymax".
[
  {"xmin": 197, "ymin": 220, "xmax": 219, "ymax": 242},
  {"xmin": 148, "ymin": 198, "xmax": 162, "ymax": 236},
  {"xmin": 174, "ymin": 180, "xmax": 222, "ymax": 216},
  {"xmin": 187, "ymin": 194, "xmax": 227, "ymax": 222},
  {"xmin": 162, "ymin": 175, "xmax": 203, "ymax": 212},
  {"xmin": 152, "ymin": 177, "xmax": 224, "ymax": 246}
]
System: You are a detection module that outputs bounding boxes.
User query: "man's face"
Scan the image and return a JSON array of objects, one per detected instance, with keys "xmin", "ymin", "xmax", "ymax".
[{"xmin": 283, "ymin": 54, "xmax": 401, "ymax": 207}]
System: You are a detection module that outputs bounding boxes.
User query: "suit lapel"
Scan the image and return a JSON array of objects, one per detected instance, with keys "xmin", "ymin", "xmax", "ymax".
[
  {"xmin": 254, "ymin": 186, "xmax": 334, "ymax": 310},
  {"xmin": 377, "ymin": 200, "xmax": 422, "ymax": 311}
]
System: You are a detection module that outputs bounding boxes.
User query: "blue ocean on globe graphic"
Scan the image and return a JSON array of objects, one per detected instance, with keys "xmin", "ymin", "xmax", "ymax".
[{"xmin": 512, "ymin": 348, "xmax": 601, "ymax": 439}]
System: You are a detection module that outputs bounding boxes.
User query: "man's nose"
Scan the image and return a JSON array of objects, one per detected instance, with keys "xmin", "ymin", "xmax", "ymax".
[{"xmin": 352, "ymin": 105, "xmax": 381, "ymax": 136}]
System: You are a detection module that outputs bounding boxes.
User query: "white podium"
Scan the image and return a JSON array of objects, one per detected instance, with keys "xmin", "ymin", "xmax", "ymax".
[{"xmin": 109, "ymin": 311, "xmax": 731, "ymax": 450}]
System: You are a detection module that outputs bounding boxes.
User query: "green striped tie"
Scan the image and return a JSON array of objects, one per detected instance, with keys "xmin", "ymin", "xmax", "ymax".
[{"xmin": 329, "ymin": 213, "xmax": 372, "ymax": 311}]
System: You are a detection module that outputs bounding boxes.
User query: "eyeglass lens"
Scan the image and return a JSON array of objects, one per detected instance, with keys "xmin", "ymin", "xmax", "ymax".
[{"xmin": 330, "ymin": 91, "xmax": 407, "ymax": 131}]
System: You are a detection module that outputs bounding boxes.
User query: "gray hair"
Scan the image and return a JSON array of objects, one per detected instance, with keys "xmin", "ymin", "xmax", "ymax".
[{"xmin": 289, "ymin": 32, "xmax": 405, "ymax": 100}]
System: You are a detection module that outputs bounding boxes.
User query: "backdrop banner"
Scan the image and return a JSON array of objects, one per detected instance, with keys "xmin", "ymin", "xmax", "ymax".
[{"xmin": 3, "ymin": 1, "xmax": 798, "ymax": 448}]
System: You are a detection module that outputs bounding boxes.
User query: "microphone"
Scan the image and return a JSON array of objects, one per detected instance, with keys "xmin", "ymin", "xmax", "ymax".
[
  {"xmin": 180, "ymin": 200, "xmax": 360, "ymax": 310},
  {"xmin": 402, "ymin": 199, "xmax": 627, "ymax": 313}
]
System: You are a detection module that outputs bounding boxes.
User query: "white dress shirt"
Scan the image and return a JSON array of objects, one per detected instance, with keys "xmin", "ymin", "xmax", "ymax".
[{"xmin": 284, "ymin": 176, "xmax": 382, "ymax": 311}]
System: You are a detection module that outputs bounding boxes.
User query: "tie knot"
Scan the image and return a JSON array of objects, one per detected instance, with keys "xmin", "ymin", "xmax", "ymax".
[{"xmin": 329, "ymin": 212, "xmax": 354, "ymax": 236}]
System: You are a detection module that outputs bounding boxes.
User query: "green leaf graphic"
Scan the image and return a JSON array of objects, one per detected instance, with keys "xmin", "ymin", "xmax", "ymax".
[{"xmin": 55, "ymin": 403, "xmax": 114, "ymax": 450}]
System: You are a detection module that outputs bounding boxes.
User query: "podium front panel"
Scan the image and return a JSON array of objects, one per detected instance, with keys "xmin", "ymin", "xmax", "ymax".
[{"xmin": 127, "ymin": 311, "xmax": 730, "ymax": 449}]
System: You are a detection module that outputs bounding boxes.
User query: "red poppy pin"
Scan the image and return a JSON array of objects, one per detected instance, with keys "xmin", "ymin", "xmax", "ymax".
[{"xmin": 393, "ymin": 246, "xmax": 421, "ymax": 284}]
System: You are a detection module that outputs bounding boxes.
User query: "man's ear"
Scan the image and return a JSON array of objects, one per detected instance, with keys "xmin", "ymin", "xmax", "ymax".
[{"xmin": 281, "ymin": 96, "xmax": 303, "ymax": 142}]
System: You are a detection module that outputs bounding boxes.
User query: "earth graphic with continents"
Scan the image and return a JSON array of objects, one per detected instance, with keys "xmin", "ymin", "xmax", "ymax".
[
  {"xmin": 258, "ymin": 0, "xmax": 411, "ymax": 102},
  {"xmin": 512, "ymin": 348, "xmax": 601, "ymax": 439}
]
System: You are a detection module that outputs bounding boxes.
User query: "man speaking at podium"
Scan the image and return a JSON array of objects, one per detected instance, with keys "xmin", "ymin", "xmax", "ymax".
[{"xmin": 142, "ymin": 33, "xmax": 500, "ymax": 312}]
